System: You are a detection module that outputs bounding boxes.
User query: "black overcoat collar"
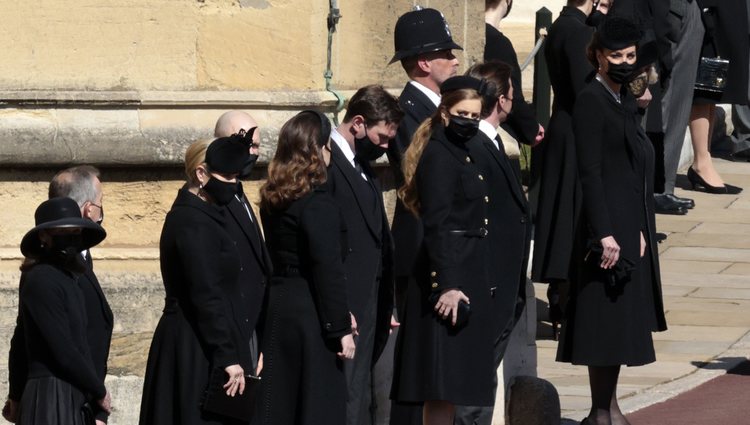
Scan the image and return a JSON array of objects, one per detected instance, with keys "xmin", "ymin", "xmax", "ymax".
[
  {"xmin": 225, "ymin": 197, "xmax": 272, "ymax": 275},
  {"xmin": 401, "ymin": 82, "xmax": 438, "ymax": 121},
  {"xmin": 172, "ymin": 187, "xmax": 226, "ymax": 223},
  {"xmin": 474, "ymin": 132, "xmax": 528, "ymax": 211},
  {"xmin": 80, "ymin": 253, "xmax": 114, "ymax": 326}
]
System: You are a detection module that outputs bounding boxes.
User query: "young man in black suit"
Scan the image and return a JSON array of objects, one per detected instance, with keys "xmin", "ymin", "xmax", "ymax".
[
  {"xmin": 5, "ymin": 166, "xmax": 113, "ymax": 424},
  {"xmin": 327, "ymin": 85, "xmax": 402, "ymax": 425},
  {"xmin": 213, "ymin": 111, "xmax": 273, "ymax": 376},
  {"xmin": 454, "ymin": 61, "xmax": 532, "ymax": 425}
]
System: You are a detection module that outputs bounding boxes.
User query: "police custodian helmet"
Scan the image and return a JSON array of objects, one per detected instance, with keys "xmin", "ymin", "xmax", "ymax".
[{"xmin": 389, "ymin": 7, "xmax": 463, "ymax": 64}]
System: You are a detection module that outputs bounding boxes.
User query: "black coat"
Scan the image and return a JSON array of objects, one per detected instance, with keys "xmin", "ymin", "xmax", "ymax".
[
  {"xmin": 259, "ymin": 187, "xmax": 351, "ymax": 425},
  {"xmin": 140, "ymin": 188, "xmax": 253, "ymax": 425},
  {"xmin": 223, "ymin": 190, "xmax": 273, "ymax": 343},
  {"xmin": 9, "ymin": 254, "xmax": 113, "ymax": 421},
  {"xmin": 531, "ymin": 6, "xmax": 594, "ymax": 283},
  {"xmin": 557, "ymin": 80, "xmax": 667, "ymax": 366},
  {"xmin": 484, "ymin": 23, "xmax": 540, "ymax": 146},
  {"xmin": 695, "ymin": 0, "xmax": 749, "ymax": 104},
  {"xmin": 391, "ymin": 126, "xmax": 495, "ymax": 407},
  {"xmin": 327, "ymin": 143, "xmax": 394, "ymax": 363},
  {"xmin": 16, "ymin": 262, "xmax": 106, "ymax": 402},
  {"xmin": 467, "ymin": 131, "xmax": 531, "ymax": 337}
]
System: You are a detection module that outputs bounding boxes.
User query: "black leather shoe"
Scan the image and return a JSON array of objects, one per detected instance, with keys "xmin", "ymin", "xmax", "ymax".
[
  {"xmin": 664, "ymin": 193, "xmax": 695, "ymax": 209},
  {"xmin": 654, "ymin": 194, "xmax": 688, "ymax": 215},
  {"xmin": 728, "ymin": 147, "xmax": 750, "ymax": 162}
]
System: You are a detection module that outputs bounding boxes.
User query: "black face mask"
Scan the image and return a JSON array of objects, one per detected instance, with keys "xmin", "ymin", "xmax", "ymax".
[
  {"xmin": 202, "ymin": 177, "xmax": 237, "ymax": 206},
  {"xmin": 47, "ymin": 235, "xmax": 87, "ymax": 272},
  {"xmin": 606, "ymin": 61, "xmax": 637, "ymax": 85},
  {"xmin": 354, "ymin": 126, "xmax": 387, "ymax": 162},
  {"xmin": 586, "ymin": 10, "xmax": 606, "ymax": 28},
  {"xmin": 445, "ymin": 115, "xmax": 480, "ymax": 143},
  {"xmin": 238, "ymin": 154, "xmax": 259, "ymax": 180},
  {"xmin": 96, "ymin": 206, "xmax": 104, "ymax": 226}
]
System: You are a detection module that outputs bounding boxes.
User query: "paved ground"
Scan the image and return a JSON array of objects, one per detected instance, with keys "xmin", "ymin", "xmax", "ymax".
[{"xmin": 534, "ymin": 159, "xmax": 750, "ymax": 424}]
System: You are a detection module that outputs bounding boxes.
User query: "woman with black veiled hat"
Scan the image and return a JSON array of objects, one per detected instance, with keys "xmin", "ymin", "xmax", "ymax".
[
  {"xmin": 139, "ymin": 136, "xmax": 258, "ymax": 425},
  {"xmin": 391, "ymin": 76, "xmax": 495, "ymax": 425},
  {"xmin": 15, "ymin": 196, "xmax": 110, "ymax": 424},
  {"xmin": 556, "ymin": 16, "xmax": 667, "ymax": 425}
]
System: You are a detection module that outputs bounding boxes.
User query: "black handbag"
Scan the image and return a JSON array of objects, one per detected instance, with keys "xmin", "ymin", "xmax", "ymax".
[
  {"xmin": 695, "ymin": 7, "xmax": 730, "ymax": 94},
  {"xmin": 80, "ymin": 402, "xmax": 96, "ymax": 425},
  {"xmin": 202, "ymin": 368, "xmax": 261, "ymax": 421},
  {"xmin": 428, "ymin": 292, "xmax": 471, "ymax": 328}
]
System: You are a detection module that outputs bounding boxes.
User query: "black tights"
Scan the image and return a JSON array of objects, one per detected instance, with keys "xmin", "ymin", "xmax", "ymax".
[{"xmin": 585, "ymin": 366, "xmax": 630, "ymax": 425}]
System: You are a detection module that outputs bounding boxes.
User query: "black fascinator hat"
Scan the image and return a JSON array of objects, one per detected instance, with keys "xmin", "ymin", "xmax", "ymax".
[
  {"xmin": 596, "ymin": 16, "xmax": 642, "ymax": 51},
  {"xmin": 205, "ymin": 135, "xmax": 251, "ymax": 174},
  {"xmin": 21, "ymin": 197, "xmax": 106, "ymax": 258}
]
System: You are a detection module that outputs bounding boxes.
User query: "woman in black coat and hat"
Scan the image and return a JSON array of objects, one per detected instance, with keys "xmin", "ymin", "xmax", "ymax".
[
  {"xmin": 15, "ymin": 196, "xmax": 110, "ymax": 424},
  {"xmin": 557, "ymin": 17, "xmax": 667, "ymax": 425},
  {"xmin": 139, "ymin": 135, "xmax": 256, "ymax": 425},
  {"xmin": 258, "ymin": 111, "xmax": 355, "ymax": 425},
  {"xmin": 391, "ymin": 76, "xmax": 495, "ymax": 425}
]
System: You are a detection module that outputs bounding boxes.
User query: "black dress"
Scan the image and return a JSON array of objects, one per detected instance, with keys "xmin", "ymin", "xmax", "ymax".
[
  {"xmin": 531, "ymin": 6, "xmax": 594, "ymax": 283},
  {"xmin": 557, "ymin": 79, "xmax": 667, "ymax": 366},
  {"xmin": 139, "ymin": 188, "xmax": 253, "ymax": 425},
  {"xmin": 259, "ymin": 187, "xmax": 352, "ymax": 425},
  {"xmin": 391, "ymin": 126, "xmax": 495, "ymax": 406},
  {"xmin": 16, "ymin": 261, "xmax": 106, "ymax": 425}
]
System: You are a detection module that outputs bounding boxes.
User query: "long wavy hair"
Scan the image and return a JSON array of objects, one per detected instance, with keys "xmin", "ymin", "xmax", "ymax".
[
  {"xmin": 260, "ymin": 113, "xmax": 328, "ymax": 211},
  {"xmin": 398, "ymin": 89, "xmax": 481, "ymax": 215}
]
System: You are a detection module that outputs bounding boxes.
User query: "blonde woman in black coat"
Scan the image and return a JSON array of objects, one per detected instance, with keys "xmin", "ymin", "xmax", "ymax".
[
  {"xmin": 556, "ymin": 17, "xmax": 667, "ymax": 425},
  {"xmin": 15, "ymin": 197, "xmax": 110, "ymax": 425},
  {"xmin": 140, "ymin": 136, "xmax": 255, "ymax": 425}
]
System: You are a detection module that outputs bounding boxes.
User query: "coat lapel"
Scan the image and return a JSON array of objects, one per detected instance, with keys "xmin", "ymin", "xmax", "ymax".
[
  {"xmin": 226, "ymin": 198, "xmax": 271, "ymax": 275},
  {"xmin": 331, "ymin": 143, "xmax": 382, "ymax": 242},
  {"xmin": 479, "ymin": 133, "xmax": 528, "ymax": 210},
  {"xmin": 81, "ymin": 253, "xmax": 113, "ymax": 326}
]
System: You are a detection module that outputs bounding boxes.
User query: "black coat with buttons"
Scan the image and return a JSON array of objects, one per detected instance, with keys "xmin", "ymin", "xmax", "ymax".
[
  {"xmin": 139, "ymin": 188, "xmax": 253, "ymax": 425},
  {"xmin": 391, "ymin": 125, "xmax": 496, "ymax": 406}
]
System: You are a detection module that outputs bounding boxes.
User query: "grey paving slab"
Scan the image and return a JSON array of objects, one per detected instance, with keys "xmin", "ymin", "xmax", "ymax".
[
  {"xmin": 666, "ymin": 232, "xmax": 750, "ymax": 249},
  {"xmin": 722, "ymin": 262, "xmax": 750, "ymax": 275},
  {"xmin": 654, "ymin": 219, "xmax": 701, "ymax": 233},
  {"xmin": 690, "ymin": 222, "xmax": 750, "ymax": 235},
  {"xmin": 659, "ymin": 259, "xmax": 733, "ymax": 274},
  {"xmin": 652, "ymin": 325, "xmax": 748, "ymax": 343},
  {"xmin": 660, "ymin": 285, "xmax": 698, "ymax": 297},
  {"xmin": 652, "ymin": 340, "xmax": 733, "ymax": 356},
  {"xmin": 689, "ymin": 287, "xmax": 750, "ymax": 300},
  {"xmin": 661, "ymin": 272, "xmax": 750, "ymax": 288},
  {"xmin": 666, "ymin": 309, "xmax": 750, "ymax": 327},
  {"xmin": 661, "ymin": 246, "xmax": 750, "ymax": 262}
]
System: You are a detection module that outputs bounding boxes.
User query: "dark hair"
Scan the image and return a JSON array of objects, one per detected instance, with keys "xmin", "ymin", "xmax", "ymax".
[
  {"xmin": 343, "ymin": 85, "xmax": 404, "ymax": 126},
  {"xmin": 48, "ymin": 165, "xmax": 101, "ymax": 207},
  {"xmin": 465, "ymin": 60, "xmax": 512, "ymax": 118},
  {"xmin": 567, "ymin": 0, "xmax": 589, "ymax": 6},
  {"xmin": 260, "ymin": 113, "xmax": 328, "ymax": 211},
  {"xmin": 486, "ymin": 0, "xmax": 512, "ymax": 13},
  {"xmin": 586, "ymin": 32, "xmax": 604, "ymax": 69}
]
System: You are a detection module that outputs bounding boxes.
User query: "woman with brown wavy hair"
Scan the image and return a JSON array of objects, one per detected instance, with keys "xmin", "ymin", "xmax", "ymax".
[
  {"xmin": 391, "ymin": 76, "xmax": 496, "ymax": 425},
  {"xmin": 258, "ymin": 110, "xmax": 355, "ymax": 425}
]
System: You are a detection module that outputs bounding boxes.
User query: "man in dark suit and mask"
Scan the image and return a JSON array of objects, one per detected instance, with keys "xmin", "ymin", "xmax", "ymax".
[
  {"xmin": 5, "ymin": 166, "xmax": 113, "ymax": 424},
  {"xmin": 327, "ymin": 85, "xmax": 402, "ymax": 425}
]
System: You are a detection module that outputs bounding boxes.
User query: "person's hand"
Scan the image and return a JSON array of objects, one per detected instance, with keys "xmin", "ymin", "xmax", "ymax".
[
  {"xmin": 599, "ymin": 236, "xmax": 621, "ymax": 269},
  {"xmin": 389, "ymin": 314, "xmax": 400, "ymax": 334},
  {"xmin": 350, "ymin": 312, "xmax": 359, "ymax": 337},
  {"xmin": 96, "ymin": 420, "xmax": 106, "ymax": 425},
  {"xmin": 223, "ymin": 364, "xmax": 245, "ymax": 397},
  {"xmin": 637, "ymin": 87, "xmax": 652, "ymax": 109},
  {"xmin": 256, "ymin": 352, "xmax": 263, "ymax": 376},
  {"xmin": 97, "ymin": 390, "xmax": 112, "ymax": 414},
  {"xmin": 3, "ymin": 399, "xmax": 19, "ymax": 423},
  {"xmin": 533, "ymin": 124, "xmax": 545, "ymax": 147},
  {"xmin": 434, "ymin": 289, "xmax": 470, "ymax": 326},
  {"xmin": 337, "ymin": 334, "xmax": 356, "ymax": 360},
  {"xmin": 640, "ymin": 231, "xmax": 646, "ymax": 258}
]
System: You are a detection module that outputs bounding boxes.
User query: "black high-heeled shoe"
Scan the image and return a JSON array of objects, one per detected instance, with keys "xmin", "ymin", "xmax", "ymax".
[{"xmin": 687, "ymin": 167, "xmax": 743, "ymax": 194}]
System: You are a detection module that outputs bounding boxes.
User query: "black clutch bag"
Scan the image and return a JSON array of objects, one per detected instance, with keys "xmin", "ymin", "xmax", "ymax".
[
  {"xmin": 695, "ymin": 56, "xmax": 729, "ymax": 93},
  {"xmin": 428, "ymin": 292, "xmax": 471, "ymax": 328},
  {"xmin": 81, "ymin": 402, "xmax": 96, "ymax": 425},
  {"xmin": 202, "ymin": 368, "xmax": 261, "ymax": 421},
  {"xmin": 585, "ymin": 243, "xmax": 636, "ymax": 287}
]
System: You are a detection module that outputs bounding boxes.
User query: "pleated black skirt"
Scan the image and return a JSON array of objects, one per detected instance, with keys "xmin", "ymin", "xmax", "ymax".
[{"xmin": 19, "ymin": 376, "xmax": 88, "ymax": 425}]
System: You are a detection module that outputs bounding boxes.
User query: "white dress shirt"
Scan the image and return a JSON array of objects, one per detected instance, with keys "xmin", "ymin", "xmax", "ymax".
[
  {"xmin": 479, "ymin": 120, "xmax": 501, "ymax": 151},
  {"xmin": 331, "ymin": 128, "xmax": 368, "ymax": 181},
  {"xmin": 409, "ymin": 80, "xmax": 441, "ymax": 107}
]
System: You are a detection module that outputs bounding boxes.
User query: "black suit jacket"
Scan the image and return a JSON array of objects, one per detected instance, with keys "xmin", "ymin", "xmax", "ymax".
[
  {"xmin": 223, "ymin": 191, "xmax": 273, "ymax": 341},
  {"xmin": 9, "ymin": 253, "xmax": 113, "ymax": 421},
  {"xmin": 390, "ymin": 82, "xmax": 437, "ymax": 291},
  {"xmin": 467, "ymin": 131, "xmax": 531, "ymax": 335},
  {"xmin": 14, "ymin": 262, "xmax": 106, "ymax": 401},
  {"xmin": 484, "ymin": 23, "xmax": 540, "ymax": 146},
  {"xmin": 327, "ymin": 143, "xmax": 394, "ymax": 362}
]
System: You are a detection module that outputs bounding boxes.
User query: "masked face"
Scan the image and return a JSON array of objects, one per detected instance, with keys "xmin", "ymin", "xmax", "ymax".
[
  {"xmin": 202, "ymin": 174, "xmax": 238, "ymax": 206},
  {"xmin": 445, "ymin": 115, "xmax": 480, "ymax": 142},
  {"xmin": 353, "ymin": 122, "xmax": 389, "ymax": 162}
]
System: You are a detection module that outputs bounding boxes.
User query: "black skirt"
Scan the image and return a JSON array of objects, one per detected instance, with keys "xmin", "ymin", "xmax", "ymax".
[{"xmin": 19, "ymin": 377, "xmax": 89, "ymax": 425}]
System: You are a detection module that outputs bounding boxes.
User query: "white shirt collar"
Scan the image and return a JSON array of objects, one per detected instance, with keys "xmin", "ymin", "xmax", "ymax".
[
  {"xmin": 330, "ymin": 129, "xmax": 356, "ymax": 168},
  {"xmin": 479, "ymin": 120, "xmax": 500, "ymax": 150},
  {"xmin": 409, "ymin": 80, "xmax": 441, "ymax": 107}
]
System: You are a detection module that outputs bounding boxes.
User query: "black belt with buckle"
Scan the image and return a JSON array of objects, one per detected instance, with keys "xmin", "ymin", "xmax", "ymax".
[{"xmin": 449, "ymin": 228, "xmax": 488, "ymax": 238}]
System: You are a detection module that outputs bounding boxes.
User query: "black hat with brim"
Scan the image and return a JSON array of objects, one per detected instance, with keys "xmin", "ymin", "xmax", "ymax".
[
  {"xmin": 205, "ymin": 135, "xmax": 251, "ymax": 174},
  {"xmin": 389, "ymin": 8, "xmax": 463, "ymax": 64},
  {"xmin": 21, "ymin": 197, "xmax": 106, "ymax": 258},
  {"xmin": 597, "ymin": 16, "xmax": 642, "ymax": 51}
]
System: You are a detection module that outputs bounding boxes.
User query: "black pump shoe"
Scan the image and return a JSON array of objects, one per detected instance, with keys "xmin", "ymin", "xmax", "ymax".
[
  {"xmin": 654, "ymin": 194, "xmax": 687, "ymax": 215},
  {"xmin": 687, "ymin": 168, "xmax": 743, "ymax": 194}
]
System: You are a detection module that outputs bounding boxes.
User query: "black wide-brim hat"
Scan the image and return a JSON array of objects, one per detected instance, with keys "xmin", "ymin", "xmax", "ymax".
[
  {"xmin": 21, "ymin": 197, "xmax": 106, "ymax": 258},
  {"xmin": 389, "ymin": 8, "xmax": 463, "ymax": 64},
  {"xmin": 205, "ymin": 135, "xmax": 251, "ymax": 174}
]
